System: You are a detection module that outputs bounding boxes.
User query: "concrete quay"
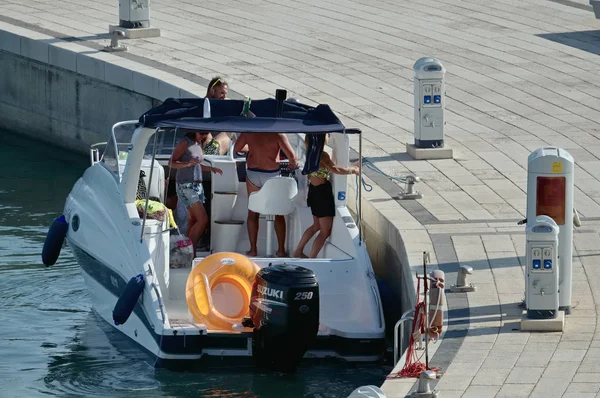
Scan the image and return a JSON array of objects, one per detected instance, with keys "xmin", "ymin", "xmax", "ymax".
[{"xmin": 2, "ymin": 0, "xmax": 600, "ymax": 397}]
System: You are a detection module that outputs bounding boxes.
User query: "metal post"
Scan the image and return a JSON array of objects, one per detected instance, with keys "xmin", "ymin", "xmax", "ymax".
[
  {"xmin": 140, "ymin": 130, "xmax": 159, "ymax": 242},
  {"xmin": 275, "ymin": 89, "xmax": 287, "ymax": 117},
  {"xmin": 163, "ymin": 127, "xmax": 178, "ymax": 204},
  {"xmin": 358, "ymin": 132, "xmax": 363, "ymax": 245},
  {"xmin": 423, "ymin": 251, "xmax": 430, "ymax": 370},
  {"xmin": 393, "ymin": 313, "xmax": 414, "ymax": 366}
]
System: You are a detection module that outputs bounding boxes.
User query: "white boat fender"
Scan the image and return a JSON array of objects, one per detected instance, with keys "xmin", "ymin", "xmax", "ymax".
[
  {"xmin": 347, "ymin": 385, "xmax": 387, "ymax": 398},
  {"xmin": 113, "ymin": 274, "xmax": 144, "ymax": 325},
  {"xmin": 42, "ymin": 215, "xmax": 68, "ymax": 266},
  {"xmin": 428, "ymin": 270, "xmax": 445, "ymax": 339}
]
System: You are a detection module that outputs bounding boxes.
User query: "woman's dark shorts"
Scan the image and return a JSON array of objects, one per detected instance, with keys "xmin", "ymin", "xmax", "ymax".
[{"xmin": 307, "ymin": 181, "xmax": 336, "ymax": 218}]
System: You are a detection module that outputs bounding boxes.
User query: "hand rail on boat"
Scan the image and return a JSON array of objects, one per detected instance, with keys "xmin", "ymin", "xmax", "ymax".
[
  {"xmin": 349, "ymin": 128, "xmax": 363, "ymax": 245},
  {"xmin": 151, "ymin": 282, "xmax": 167, "ymax": 325},
  {"xmin": 89, "ymin": 120, "xmax": 139, "ymax": 167},
  {"xmin": 140, "ymin": 130, "xmax": 159, "ymax": 242},
  {"xmin": 393, "ymin": 308, "xmax": 416, "ymax": 366},
  {"xmin": 372, "ymin": 285, "xmax": 383, "ymax": 328},
  {"xmin": 89, "ymin": 142, "xmax": 106, "ymax": 165},
  {"xmin": 90, "ymin": 142, "xmax": 108, "ymax": 149},
  {"xmin": 111, "ymin": 120, "xmax": 139, "ymax": 176},
  {"xmin": 146, "ymin": 264, "xmax": 167, "ymax": 325}
]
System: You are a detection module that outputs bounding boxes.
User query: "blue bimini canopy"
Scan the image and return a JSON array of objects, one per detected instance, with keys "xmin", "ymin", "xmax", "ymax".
[{"xmin": 139, "ymin": 97, "xmax": 358, "ymax": 135}]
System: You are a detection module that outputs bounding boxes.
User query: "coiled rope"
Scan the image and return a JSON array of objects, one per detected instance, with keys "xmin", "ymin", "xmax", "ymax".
[{"xmin": 387, "ymin": 277, "xmax": 440, "ymax": 379}]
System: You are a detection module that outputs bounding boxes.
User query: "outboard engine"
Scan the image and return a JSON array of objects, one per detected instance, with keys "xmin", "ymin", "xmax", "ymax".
[{"xmin": 246, "ymin": 263, "xmax": 319, "ymax": 373}]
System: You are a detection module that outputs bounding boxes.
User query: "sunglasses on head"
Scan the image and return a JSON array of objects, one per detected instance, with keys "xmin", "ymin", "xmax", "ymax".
[{"xmin": 210, "ymin": 78, "xmax": 221, "ymax": 89}]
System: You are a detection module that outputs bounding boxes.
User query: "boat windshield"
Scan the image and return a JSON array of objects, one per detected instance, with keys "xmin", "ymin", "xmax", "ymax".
[
  {"xmin": 96, "ymin": 122, "xmax": 309, "ymax": 181},
  {"xmin": 145, "ymin": 128, "xmax": 185, "ymax": 159},
  {"xmin": 97, "ymin": 121, "xmax": 183, "ymax": 174}
]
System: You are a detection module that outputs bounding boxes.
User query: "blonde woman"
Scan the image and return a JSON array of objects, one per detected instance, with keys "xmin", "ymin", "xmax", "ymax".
[{"xmin": 203, "ymin": 76, "xmax": 231, "ymax": 156}]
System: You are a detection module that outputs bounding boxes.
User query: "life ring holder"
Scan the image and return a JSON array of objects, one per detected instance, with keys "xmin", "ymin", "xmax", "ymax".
[{"xmin": 185, "ymin": 252, "xmax": 260, "ymax": 331}]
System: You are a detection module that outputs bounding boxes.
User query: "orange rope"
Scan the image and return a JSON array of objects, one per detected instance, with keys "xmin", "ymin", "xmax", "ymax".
[{"xmin": 387, "ymin": 277, "xmax": 440, "ymax": 379}]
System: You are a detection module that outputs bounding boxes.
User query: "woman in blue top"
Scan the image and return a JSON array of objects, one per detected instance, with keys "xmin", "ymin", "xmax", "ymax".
[
  {"xmin": 293, "ymin": 134, "xmax": 359, "ymax": 258},
  {"xmin": 170, "ymin": 131, "xmax": 222, "ymax": 256}
]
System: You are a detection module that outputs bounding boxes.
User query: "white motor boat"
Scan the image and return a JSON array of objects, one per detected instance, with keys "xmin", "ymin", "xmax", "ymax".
[{"xmin": 43, "ymin": 95, "xmax": 386, "ymax": 370}]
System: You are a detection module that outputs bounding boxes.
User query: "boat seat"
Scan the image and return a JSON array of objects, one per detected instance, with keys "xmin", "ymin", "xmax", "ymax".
[{"xmin": 247, "ymin": 177, "xmax": 298, "ymax": 256}]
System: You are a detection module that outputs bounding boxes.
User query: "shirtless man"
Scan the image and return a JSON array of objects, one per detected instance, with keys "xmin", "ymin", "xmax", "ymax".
[{"xmin": 234, "ymin": 133, "xmax": 298, "ymax": 257}]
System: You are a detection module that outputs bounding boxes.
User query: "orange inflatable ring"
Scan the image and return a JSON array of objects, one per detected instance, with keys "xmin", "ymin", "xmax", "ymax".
[{"xmin": 185, "ymin": 252, "xmax": 260, "ymax": 331}]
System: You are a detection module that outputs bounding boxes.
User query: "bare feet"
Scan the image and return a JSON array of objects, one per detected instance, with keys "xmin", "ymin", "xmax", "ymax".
[
  {"xmin": 292, "ymin": 251, "xmax": 308, "ymax": 258},
  {"xmin": 246, "ymin": 250, "xmax": 257, "ymax": 257},
  {"xmin": 276, "ymin": 251, "xmax": 289, "ymax": 258}
]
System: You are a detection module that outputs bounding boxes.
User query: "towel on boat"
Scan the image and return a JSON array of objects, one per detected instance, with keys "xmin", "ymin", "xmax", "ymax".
[{"xmin": 134, "ymin": 199, "xmax": 177, "ymax": 229}]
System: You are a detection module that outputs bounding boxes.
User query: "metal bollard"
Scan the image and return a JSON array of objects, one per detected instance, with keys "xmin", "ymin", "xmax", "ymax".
[
  {"xmin": 451, "ymin": 265, "xmax": 476, "ymax": 293},
  {"xmin": 103, "ymin": 30, "xmax": 128, "ymax": 52},
  {"xmin": 409, "ymin": 370, "xmax": 440, "ymax": 398},
  {"xmin": 398, "ymin": 174, "xmax": 423, "ymax": 200}
]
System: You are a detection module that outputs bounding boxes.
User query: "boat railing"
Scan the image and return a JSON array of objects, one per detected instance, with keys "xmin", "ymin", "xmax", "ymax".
[
  {"xmin": 88, "ymin": 120, "xmax": 139, "ymax": 169},
  {"xmin": 89, "ymin": 142, "xmax": 106, "ymax": 165},
  {"xmin": 393, "ymin": 308, "xmax": 416, "ymax": 366}
]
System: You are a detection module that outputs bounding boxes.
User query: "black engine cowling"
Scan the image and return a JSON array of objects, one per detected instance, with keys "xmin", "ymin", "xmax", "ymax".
[{"xmin": 248, "ymin": 263, "xmax": 319, "ymax": 373}]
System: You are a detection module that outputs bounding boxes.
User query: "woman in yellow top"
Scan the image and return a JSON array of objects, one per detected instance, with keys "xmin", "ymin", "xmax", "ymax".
[{"xmin": 293, "ymin": 134, "xmax": 359, "ymax": 258}]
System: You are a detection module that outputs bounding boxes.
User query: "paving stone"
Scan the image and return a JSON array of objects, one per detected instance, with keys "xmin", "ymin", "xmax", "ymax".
[
  {"xmin": 480, "ymin": 351, "xmax": 520, "ymax": 369},
  {"xmin": 471, "ymin": 367, "xmax": 511, "ymax": 385},
  {"xmin": 573, "ymin": 373, "xmax": 600, "ymax": 383},
  {"xmin": 558, "ymin": 341, "xmax": 592, "ymax": 351},
  {"xmin": 461, "ymin": 385, "xmax": 501, "ymax": 398},
  {"xmin": 442, "ymin": 362, "xmax": 482, "ymax": 378},
  {"xmin": 565, "ymin": 382, "xmax": 600, "ymax": 393},
  {"xmin": 541, "ymin": 361, "xmax": 580, "ymax": 380},
  {"xmin": 550, "ymin": 349, "xmax": 587, "ymax": 362},
  {"xmin": 561, "ymin": 333, "xmax": 595, "ymax": 342},
  {"xmin": 496, "ymin": 383, "xmax": 535, "ymax": 397},
  {"xmin": 515, "ymin": 350, "xmax": 555, "ymax": 367},
  {"xmin": 435, "ymin": 374, "xmax": 473, "ymax": 391},
  {"xmin": 430, "ymin": 391, "xmax": 463, "ymax": 398},
  {"xmin": 528, "ymin": 379, "xmax": 570, "ymax": 398},
  {"xmin": 582, "ymin": 357, "xmax": 600, "ymax": 369},
  {"xmin": 505, "ymin": 366, "xmax": 545, "ymax": 384},
  {"xmin": 490, "ymin": 342, "xmax": 526, "ymax": 353}
]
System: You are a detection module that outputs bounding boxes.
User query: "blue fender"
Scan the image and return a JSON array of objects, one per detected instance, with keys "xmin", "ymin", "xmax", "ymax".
[
  {"xmin": 376, "ymin": 277, "xmax": 395, "ymax": 312},
  {"xmin": 42, "ymin": 215, "xmax": 68, "ymax": 266},
  {"xmin": 113, "ymin": 274, "xmax": 145, "ymax": 326}
]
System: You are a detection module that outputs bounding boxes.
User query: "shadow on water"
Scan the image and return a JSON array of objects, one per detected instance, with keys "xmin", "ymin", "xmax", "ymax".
[{"xmin": 0, "ymin": 129, "xmax": 390, "ymax": 397}]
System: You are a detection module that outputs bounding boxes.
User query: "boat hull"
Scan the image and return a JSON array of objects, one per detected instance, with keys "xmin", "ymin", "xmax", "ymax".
[{"xmin": 70, "ymin": 243, "xmax": 385, "ymax": 365}]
